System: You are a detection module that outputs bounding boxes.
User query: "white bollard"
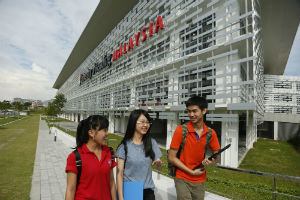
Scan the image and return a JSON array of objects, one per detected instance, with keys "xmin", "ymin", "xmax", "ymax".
[{"xmin": 54, "ymin": 130, "xmax": 57, "ymax": 142}]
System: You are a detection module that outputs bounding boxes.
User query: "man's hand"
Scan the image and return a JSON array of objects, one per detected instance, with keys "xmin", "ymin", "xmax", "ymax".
[
  {"xmin": 190, "ymin": 168, "xmax": 205, "ymax": 176},
  {"xmin": 202, "ymin": 157, "xmax": 216, "ymax": 166}
]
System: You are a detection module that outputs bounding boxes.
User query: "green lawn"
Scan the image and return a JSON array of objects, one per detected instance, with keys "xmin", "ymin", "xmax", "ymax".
[
  {"xmin": 0, "ymin": 114, "xmax": 39, "ymax": 200},
  {"xmin": 0, "ymin": 116, "xmax": 25, "ymax": 126},
  {"xmin": 205, "ymin": 138, "xmax": 300, "ymax": 199}
]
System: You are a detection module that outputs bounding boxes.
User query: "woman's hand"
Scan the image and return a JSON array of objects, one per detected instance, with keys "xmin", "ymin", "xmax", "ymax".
[{"xmin": 152, "ymin": 158, "xmax": 163, "ymax": 171}]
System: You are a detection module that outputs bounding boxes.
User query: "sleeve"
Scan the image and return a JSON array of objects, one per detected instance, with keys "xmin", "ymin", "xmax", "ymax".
[
  {"xmin": 65, "ymin": 152, "xmax": 78, "ymax": 174},
  {"xmin": 152, "ymin": 139, "xmax": 162, "ymax": 160},
  {"xmin": 209, "ymin": 129, "xmax": 221, "ymax": 151},
  {"xmin": 169, "ymin": 125, "xmax": 183, "ymax": 150},
  {"xmin": 115, "ymin": 143, "xmax": 126, "ymax": 159}
]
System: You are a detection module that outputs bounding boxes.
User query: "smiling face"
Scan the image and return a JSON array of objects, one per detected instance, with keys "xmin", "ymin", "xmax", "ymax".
[
  {"xmin": 135, "ymin": 114, "xmax": 151, "ymax": 136},
  {"xmin": 89, "ymin": 128, "xmax": 109, "ymax": 146},
  {"xmin": 187, "ymin": 105, "xmax": 207, "ymax": 125}
]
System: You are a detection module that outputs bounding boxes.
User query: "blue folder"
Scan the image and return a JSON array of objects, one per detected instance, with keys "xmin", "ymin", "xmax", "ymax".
[{"xmin": 119, "ymin": 181, "xmax": 144, "ymax": 200}]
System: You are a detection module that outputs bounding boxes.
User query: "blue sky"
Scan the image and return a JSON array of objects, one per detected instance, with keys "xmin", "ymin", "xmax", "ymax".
[
  {"xmin": 0, "ymin": 1, "xmax": 299, "ymax": 101},
  {"xmin": 284, "ymin": 23, "xmax": 300, "ymax": 76}
]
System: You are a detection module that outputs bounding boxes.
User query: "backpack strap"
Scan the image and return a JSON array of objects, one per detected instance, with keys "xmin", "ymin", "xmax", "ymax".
[
  {"xmin": 109, "ymin": 146, "xmax": 114, "ymax": 164},
  {"xmin": 73, "ymin": 149, "xmax": 82, "ymax": 186},
  {"xmin": 173, "ymin": 123, "xmax": 189, "ymax": 176},
  {"xmin": 177, "ymin": 123, "xmax": 189, "ymax": 157},
  {"xmin": 205, "ymin": 127, "xmax": 212, "ymax": 157}
]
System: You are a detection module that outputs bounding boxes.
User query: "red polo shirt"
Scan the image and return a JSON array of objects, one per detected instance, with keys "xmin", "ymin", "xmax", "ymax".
[
  {"xmin": 170, "ymin": 121, "xmax": 220, "ymax": 183},
  {"xmin": 65, "ymin": 144, "xmax": 117, "ymax": 200}
]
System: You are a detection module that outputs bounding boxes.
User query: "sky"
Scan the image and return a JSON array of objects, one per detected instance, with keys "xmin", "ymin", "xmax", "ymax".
[
  {"xmin": 0, "ymin": 0, "xmax": 99, "ymax": 102},
  {"xmin": 0, "ymin": 1, "xmax": 299, "ymax": 102}
]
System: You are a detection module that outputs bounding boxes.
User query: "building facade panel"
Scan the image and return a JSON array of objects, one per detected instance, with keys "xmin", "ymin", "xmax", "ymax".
[{"xmin": 57, "ymin": 0, "xmax": 266, "ymax": 167}]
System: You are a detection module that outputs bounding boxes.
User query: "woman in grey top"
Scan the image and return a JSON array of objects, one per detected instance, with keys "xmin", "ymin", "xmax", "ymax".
[{"xmin": 116, "ymin": 109, "xmax": 163, "ymax": 200}]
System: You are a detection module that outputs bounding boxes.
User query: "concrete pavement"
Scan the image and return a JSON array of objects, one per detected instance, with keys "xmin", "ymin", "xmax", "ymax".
[{"xmin": 30, "ymin": 119, "xmax": 72, "ymax": 200}]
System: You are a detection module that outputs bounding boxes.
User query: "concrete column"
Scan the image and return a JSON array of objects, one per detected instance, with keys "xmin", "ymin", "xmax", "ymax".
[
  {"xmin": 108, "ymin": 112, "xmax": 115, "ymax": 134},
  {"xmin": 221, "ymin": 121, "xmax": 239, "ymax": 168},
  {"xmin": 130, "ymin": 81, "xmax": 136, "ymax": 107},
  {"xmin": 120, "ymin": 116, "xmax": 127, "ymax": 134},
  {"xmin": 245, "ymin": 112, "xmax": 255, "ymax": 149},
  {"xmin": 166, "ymin": 114, "xmax": 180, "ymax": 149},
  {"xmin": 274, "ymin": 121, "xmax": 278, "ymax": 140},
  {"xmin": 114, "ymin": 117, "xmax": 120, "ymax": 132}
]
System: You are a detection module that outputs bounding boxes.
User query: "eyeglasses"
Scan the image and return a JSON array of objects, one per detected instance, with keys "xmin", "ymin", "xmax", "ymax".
[{"xmin": 136, "ymin": 121, "xmax": 152, "ymax": 126}]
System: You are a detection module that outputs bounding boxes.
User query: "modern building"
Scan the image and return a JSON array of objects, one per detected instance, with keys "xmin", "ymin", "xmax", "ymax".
[
  {"xmin": 53, "ymin": 0, "xmax": 300, "ymax": 167},
  {"xmin": 13, "ymin": 98, "xmax": 32, "ymax": 104},
  {"xmin": 259, "ymin": 75, "xmax": 300, "ymax": 141}
]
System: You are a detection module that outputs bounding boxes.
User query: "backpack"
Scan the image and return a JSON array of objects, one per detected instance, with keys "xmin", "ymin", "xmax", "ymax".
[
  {"xmin": 73, "ymin": 146, "xmax": 114, "ymax": 186},
  {"xmin": 167, "ymin": 123, "xmax": 212, "ymax": 176}
]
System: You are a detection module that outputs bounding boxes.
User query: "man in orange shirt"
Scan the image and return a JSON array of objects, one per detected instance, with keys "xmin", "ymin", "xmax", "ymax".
[{"xmin": 168, "ymin": 96, "xmax": 220, "ymax": 200}]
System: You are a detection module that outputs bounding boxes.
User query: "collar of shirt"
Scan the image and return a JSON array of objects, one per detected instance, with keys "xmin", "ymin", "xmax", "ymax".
[
  {"xmin": 187, "ymin": 121, "xmax": 209, "ymax": 141},
  {"xmin": 81, "ymin": 143, "xmax": 93, "ymax": 154}
]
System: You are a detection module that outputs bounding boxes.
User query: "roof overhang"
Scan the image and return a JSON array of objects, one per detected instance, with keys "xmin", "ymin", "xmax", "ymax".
[
  {"xmin": 53, "ymin": 0, "xmax": 139, "ymax": 89},
  {"xmin": 261, "ymin": 0, "xmax": 300, "ymax": 75},
  {"xmin": 53, "ymin": 0, "xmax": 300, "ymax": 89}
]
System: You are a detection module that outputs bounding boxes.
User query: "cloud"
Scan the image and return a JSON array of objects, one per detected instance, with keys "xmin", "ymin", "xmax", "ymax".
[
  {"xmin": 0, "ymin": 0, "xmax": 99, "ymax": 101},
  {"xmin": 32, "ymin": 63, "xmax": 48, "ymax": 75}
]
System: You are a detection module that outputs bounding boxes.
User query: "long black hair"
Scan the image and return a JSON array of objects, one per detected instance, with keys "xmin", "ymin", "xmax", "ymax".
[
  {"xmin": 76, "ymin": 115, "xmax": 109, "ymax": 148},
  {"xmin": 118, "ymin": 109, "xmax": 155, "ymax": 160}
]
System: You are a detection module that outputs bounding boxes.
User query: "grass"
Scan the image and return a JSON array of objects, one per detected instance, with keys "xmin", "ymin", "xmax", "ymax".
[
  {"xmin": 205, "ymin": 138, "xmax": 300, "ymax": 199},
  {"xmin": 239, "ymin": 138, "xmax": 300, "ymax": 176},
  {"xmin": 0, "ymin": 116, "xmax": 25, "ymax": 126},
  {"xmin": 42, "ymin": 116, "xmax": 73, "ymax": 123},
  {"xmin": 45, "ymin": 122, "xmax": 300, "ymax": 199},
  {"xmin": 0, "ymin": 114, "xmax": 39, "ymax": 200}
]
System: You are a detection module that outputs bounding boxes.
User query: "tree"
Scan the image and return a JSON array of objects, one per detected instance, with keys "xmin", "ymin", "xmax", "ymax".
[
  {"xmin": 23, "ymin": 102, "xmax": 31, "ymax": 110},
  {"xmin": 45, "ymin": 102, "xmax": 58, "ymax": 116},
  {"xmin": 45, "ymin": 93, "xmax": 67, "ymax": 116},
  {"xmin": 53, "ymin": 93, "xmax": 67, "ymax": 114},
  {"xmin": 0, "ymin": 101, "xmax": 11, "ymax": 118},
  {"xmin": 12, "ymin": 102, "xmax": 24, "ymax": 118}
]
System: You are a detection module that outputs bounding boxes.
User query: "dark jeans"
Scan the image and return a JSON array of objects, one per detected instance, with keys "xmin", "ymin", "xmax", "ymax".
[{"xmin": 143, "ymin": 189, "xmax": 155, "ymax": 200}]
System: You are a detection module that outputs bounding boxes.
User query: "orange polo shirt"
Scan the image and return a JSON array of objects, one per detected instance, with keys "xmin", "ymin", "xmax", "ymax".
[{"xmin": 170, "ymin": 121, "xmax": 220, "ymax": 183}]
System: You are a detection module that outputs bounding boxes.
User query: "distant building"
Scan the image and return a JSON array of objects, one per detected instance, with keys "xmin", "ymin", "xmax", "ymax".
[
  {"xmin": 13, "ymin": 98, "xmax": 32, "ymax": 104},
  {"xmin": 31, "ymin": 100, "xmax": 43, "ymax": 109},
  {"xmin": 42, "ymin": 99, "xmax": 54, "ymax": 107}
]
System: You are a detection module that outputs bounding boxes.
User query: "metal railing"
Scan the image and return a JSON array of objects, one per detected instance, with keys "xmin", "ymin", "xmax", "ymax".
[{"xmin": 153, "ymin": 154, "xmax": 300, "ymax": 200}]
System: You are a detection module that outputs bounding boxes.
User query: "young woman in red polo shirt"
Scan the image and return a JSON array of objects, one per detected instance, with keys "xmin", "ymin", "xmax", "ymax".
[{"xmin": 65, "ymin": 115, "xmax": 117, "ymax": 200}]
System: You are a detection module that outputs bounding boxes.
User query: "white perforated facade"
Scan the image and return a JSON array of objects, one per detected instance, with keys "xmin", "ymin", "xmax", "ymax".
[
  {"xmin": 57, "ymin": 0, "xmax": 266, "ymax": 167},
  {"xmin": 264, "ymin": 75, "xmax": 300, "ymax": 115}
]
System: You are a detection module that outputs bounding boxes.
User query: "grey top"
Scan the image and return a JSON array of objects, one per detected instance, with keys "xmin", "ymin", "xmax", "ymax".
[{"xmin": 115, "ymin": 138, "xmax": 162, "ymax": 190}]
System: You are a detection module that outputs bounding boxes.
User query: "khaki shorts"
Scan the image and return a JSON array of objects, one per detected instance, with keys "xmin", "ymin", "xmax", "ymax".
[{"xmin": 174, "ymin": 178, "xmax": 205, "ymax": 200}]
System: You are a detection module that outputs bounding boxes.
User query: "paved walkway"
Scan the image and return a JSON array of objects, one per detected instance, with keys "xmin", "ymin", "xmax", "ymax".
[
  {"xmin": 30, "ymin": 119, "xmax": 230, "ymax": 200},
  {"xmin": 30, "ymin": 120, "xmax": 72, "ymax": 200}
]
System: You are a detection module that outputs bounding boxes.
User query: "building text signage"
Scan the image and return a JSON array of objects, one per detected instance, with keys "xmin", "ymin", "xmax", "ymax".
[{"xmin": 112, "ymin": 16, "xmax": 164, "ymax": 61}]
